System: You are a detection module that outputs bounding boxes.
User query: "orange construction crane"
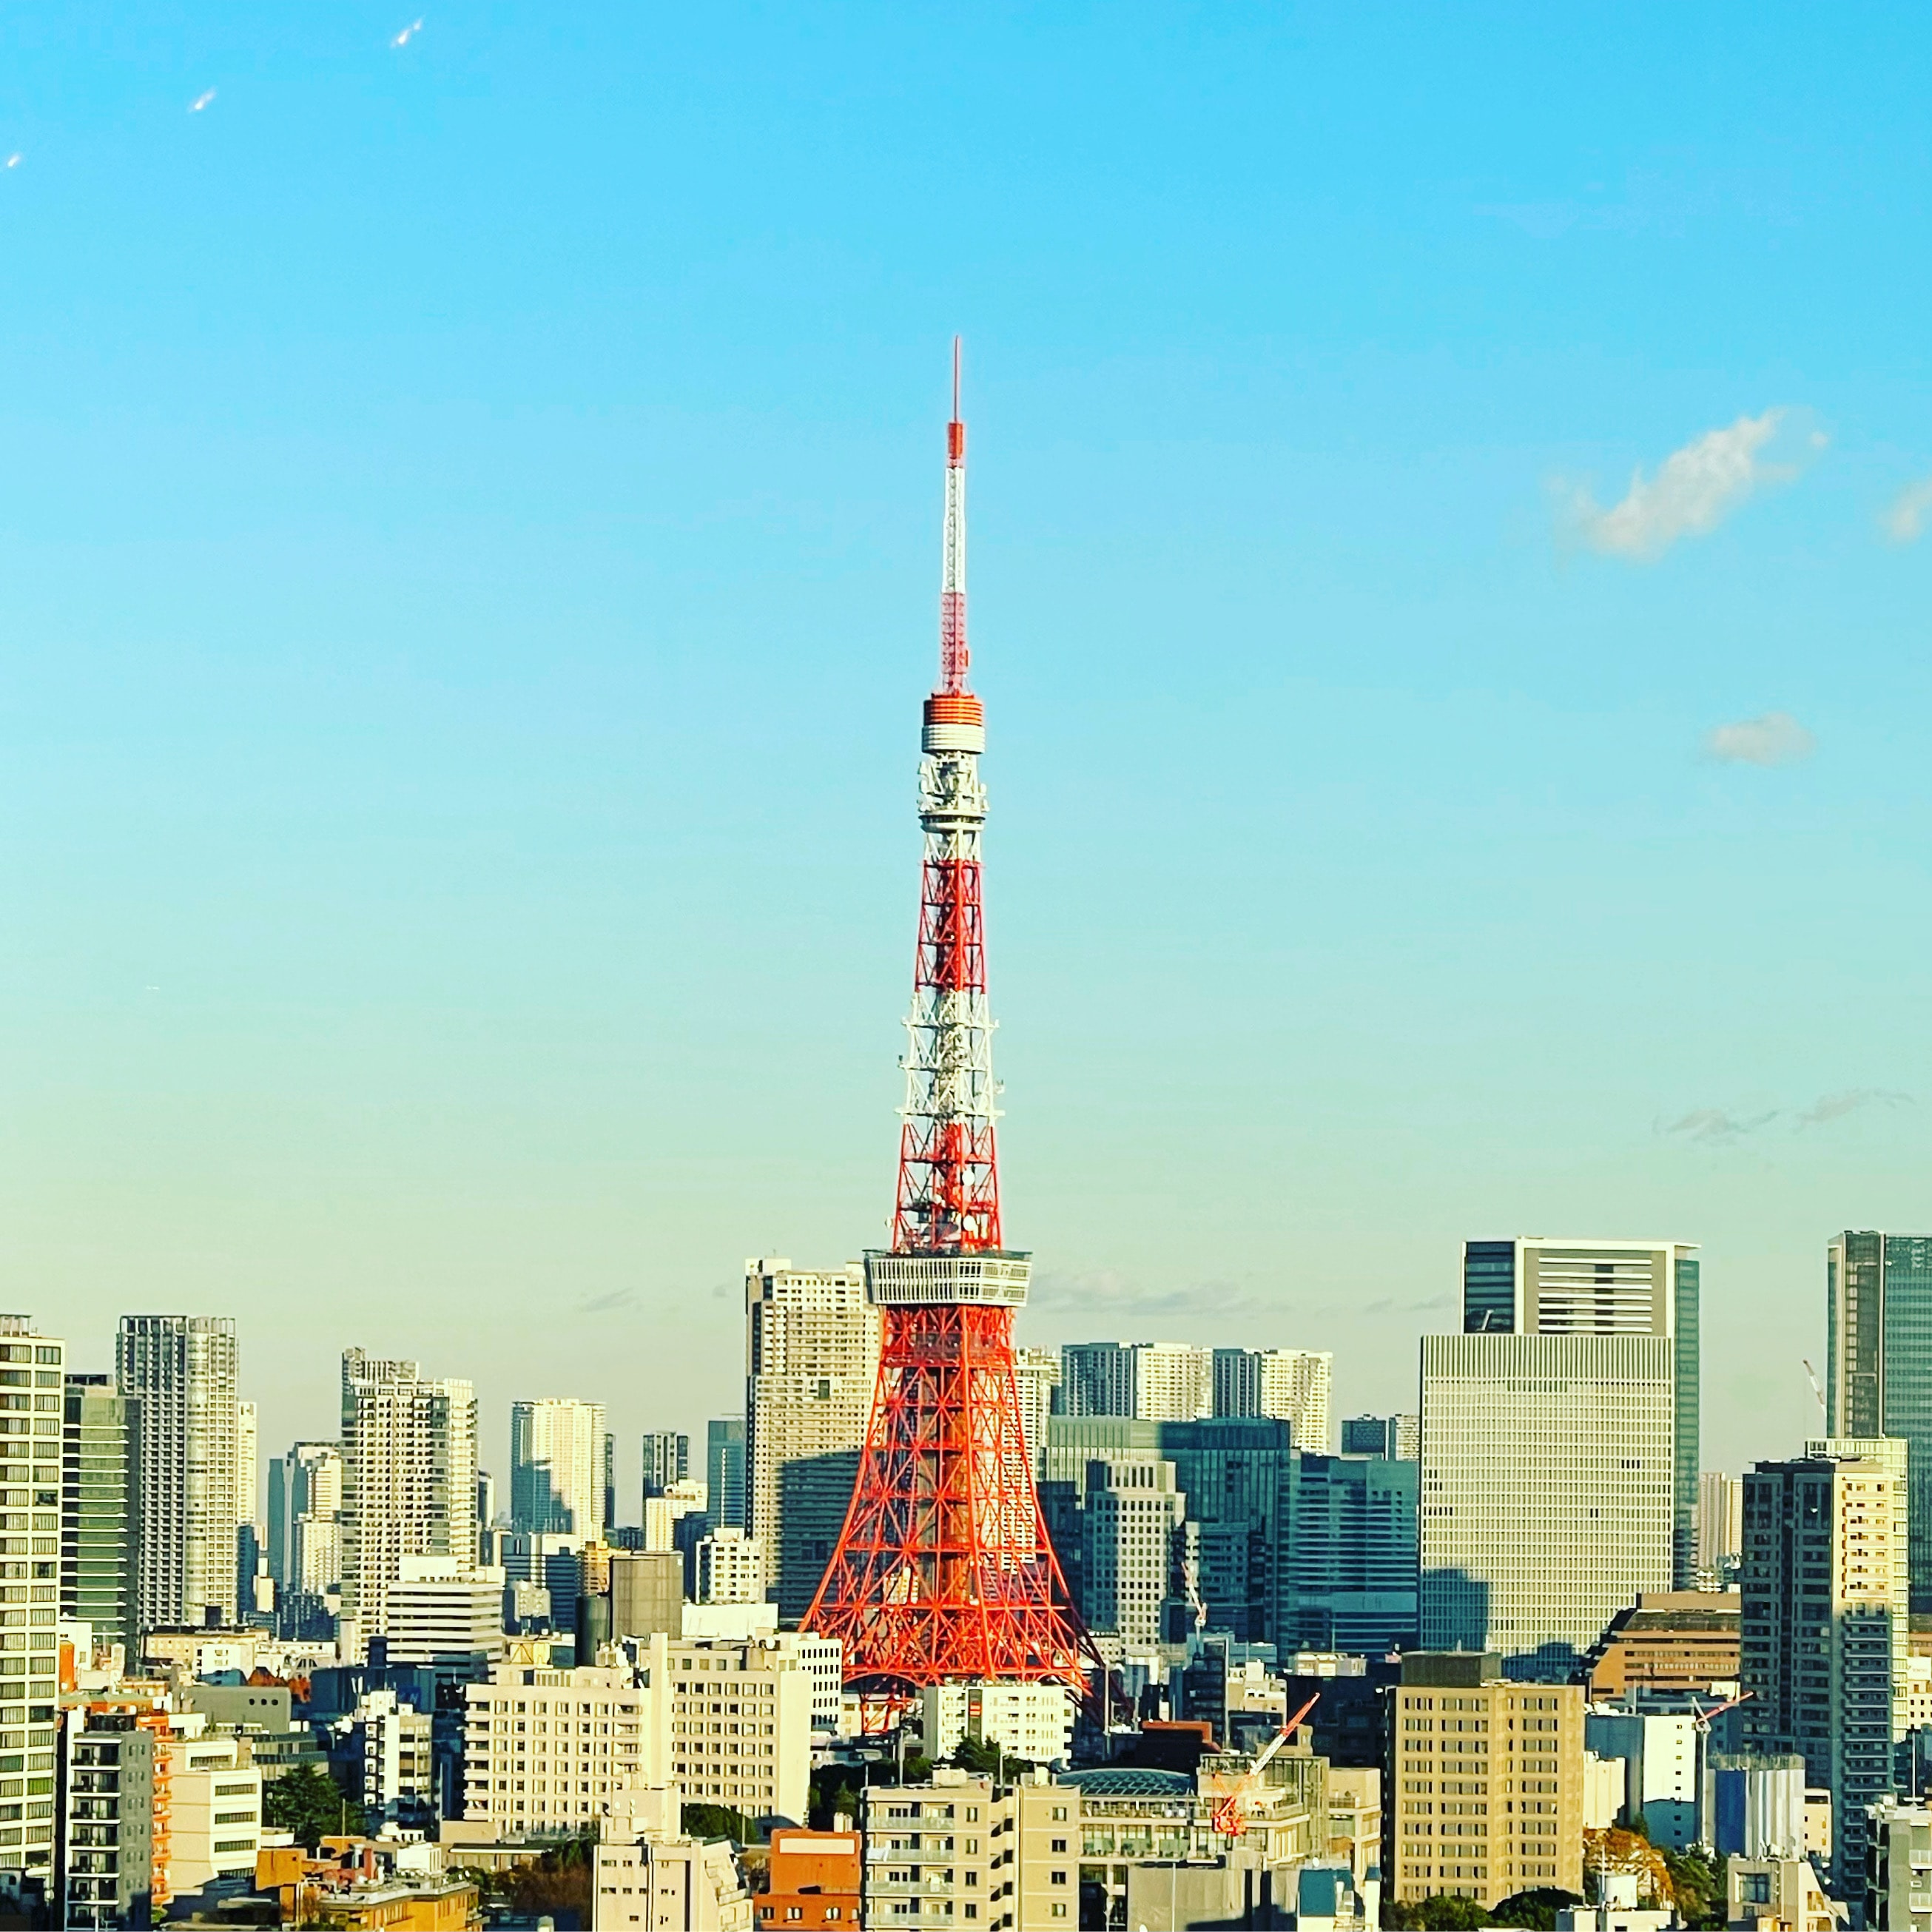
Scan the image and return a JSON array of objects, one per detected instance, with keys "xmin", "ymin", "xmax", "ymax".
[
  {"xmin": 1690, "ymin": 1689, "xmax": 1753, "ymax": 1732},
  {"xmin": 1211, "ymin": 1694, "xmax": 1319, "ymax": 1840}
]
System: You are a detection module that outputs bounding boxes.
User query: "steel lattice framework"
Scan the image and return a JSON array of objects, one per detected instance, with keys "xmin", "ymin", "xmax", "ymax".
[{"xmin": 804, "ymin": 344, "xmax": 1088, "ymax": 1703}]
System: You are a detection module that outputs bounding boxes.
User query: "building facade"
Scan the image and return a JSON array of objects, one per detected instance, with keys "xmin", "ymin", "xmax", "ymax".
[
  {"xmin": 744, "ymin": 1259, "xmax": 881, "ymax": 1618},
  {"xmin": 1461, "ymin": 1238, "xmax": 1700, "ymax": 1586},
  {"xmin": 1013, "ymin": 1350, "xmax": 1060, "ymax": 1479},
  {"xmin": 510, "ymin": 1399, "xmax": 608, "ymax": 1540},
  {"xmin": 1419, "ymin": 1331, "xmax": 1675, "ymax": 1677},
  {"xmin": 115, "ymin": 1314, "xmax": 242, "ymax": 1631},
  {"xmin": 1388, "ymin": 1652, "xmax": 1584, "ymax": 1908},
  {"xmin": 1079, "ymin": 1458, "xmax": 1188, "ymax": 1644},
  {"xmin": 642, "ymin": 1433, "xmax": 690, "ymax": 1500},
  {"xmin": 61, "ymin": 1375, "xmax": 141, "ymax": 1656},
  {"xmin": 340, "ymin": 1349, "xmax": 479, "ymax": 1640},
  {"xmin": 1739, "ymin": 1448, "xmax": 1908, "ymax": 1892},
  {"xmin": 1828, "ymin": 1231, "xmax": 1932, "ymax": 1609},
  {"xmin": 1284, "ymin": 1452, "xmax": 1419, "ymax": 1653},
  {"xmin": 706, "ymin": 1420, "xmax": 747, "ymax": 1533}
]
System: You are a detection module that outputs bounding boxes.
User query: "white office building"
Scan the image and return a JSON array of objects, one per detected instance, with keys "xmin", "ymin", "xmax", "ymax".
[
  {"xmin": 116, "ymin": 1314, "xmax": 243, "ymax": 1629},
  {"xmin": 340, "ymin": 1349, "xmax": 479, "ymax": 1637},
  {"xmin": 695, "ymin": 1528, "xmax": 764, "ymax": 1606},
  {"xmin": 591, "ymin": 1787, "xmax": 753, "ymax": 1932},
  {"xmin": 918, "ymin": 1681, "xmax": 1076, "ymax": 1767},
  {"xmin": 1080, "ymin": 1456, "xmax": 1187, "ymax": 1644},
  {"xmin": 512, "ymin": 1398, "xmax": 609, "ymax": 1541},
  {"xmin": 1013, "ymin": 1349, "xmax": 1060, "ymax": 1479},
  {"xmin": 1420, "ymin": 1331, "xmax": 1676, "ymax": 1674},
  {"xmin": 380, "ymin": 1556, "xmax": 506, "ymax": 1672}
]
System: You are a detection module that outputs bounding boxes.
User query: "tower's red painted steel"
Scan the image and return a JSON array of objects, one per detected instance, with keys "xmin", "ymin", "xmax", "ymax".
[{"xmin": 804, "ymin": 344, "xmax": 1088, "ymax": 1702}]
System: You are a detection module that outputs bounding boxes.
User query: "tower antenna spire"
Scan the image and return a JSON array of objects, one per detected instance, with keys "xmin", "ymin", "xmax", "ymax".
[{"xmin": 940, "ymin": 335, "xmax": 969, "ymax": 694}]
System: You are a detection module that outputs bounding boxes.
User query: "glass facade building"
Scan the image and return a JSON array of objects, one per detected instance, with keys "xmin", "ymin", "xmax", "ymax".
[
  {"xmin": 1826, "ymin": 1231, "xmax": 1932, "ymax": 1610},
  {"xmin": 60, "ymin": 1376, "xmax": 140, "ymax": 1656}
]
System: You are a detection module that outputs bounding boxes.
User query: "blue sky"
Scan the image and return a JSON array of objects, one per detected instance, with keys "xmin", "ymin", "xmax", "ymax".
[{"xmin": 8, "ymin": 4, "xmax": 1932, "ymax": 1495}]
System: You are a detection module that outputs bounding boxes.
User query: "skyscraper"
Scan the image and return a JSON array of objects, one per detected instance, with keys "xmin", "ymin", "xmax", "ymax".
[
  {"xmin": 1341, "ymin": 1413, "xmax": 1420, "ymax": 1459},
  {"xmin": 1419, "ymin": 1331, "xmax": 1676, "ymax": 1677},
  {"xmin": 1060, "ymin": 1342, "xmax": 1137, "ymax": 1417},
  {"xmin": 1, "ymin": 1314, "xmax": 67, "ymax": 1887},
  {"xmin": 641, "ymin": 1431, "xmax": 690, "ymax": 1499},
  {"xmin": 115, "ymin": 1314, "xmax": 243, "ymax": 1629},
  {"xmin": 1461, "ymin": 1237, "xmax": 1700, "ymax": 1585},
  {"xmin": 510, "ymin": 1398, "xmax": 608, "ymax": 1538},
  {"xmin": 236, "ymin": 1396, "xmax": 263, "ymax": 1617},
  {"xmin": 61, "ymin": 1374, "xmax": 141, "ymax": 1656},
  {"xmin": 269, "ymin": 1441, "xmax": 343, "ymax": 1629},
  {"xmin": 340, "ymin": 1349, "xmax": 479, "ymax": 1639},
  {"xmin": 744, "ymin": 1258, "xmax": 880, "ymax": 1616},
  {"xmin": 1213, "ymin": 1348, "xmax": 1334, "ymax": 1449},
  {"xmin": 1013, "ymin": 1348, "xmax": 1060, "ymax": 1478},
  {"xmin": 1285, "ymin": 1450, "xmax": 1420, "ymax": 1652},
  {"xmin": 1827, "ymin": 1231, "xmax": 1932, "ymax": 1609},
  {"xmin": 1697, "ymin": 1470, "xmax": 1743, "ymax": 1585},
  {"xmin": 1740, "ymin": 1447, "xmax": 1908, "ymax": 1891},
  {"xmin": 706, "ymin": 1418, "xmax": 747, "ymax": 1533}
]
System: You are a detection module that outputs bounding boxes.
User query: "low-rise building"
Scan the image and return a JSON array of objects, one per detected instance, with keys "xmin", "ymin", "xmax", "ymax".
[
  {"xmin": 55, "ymin": 1707, "xmax": 167, "ymax": 1929},
  {"xmin": 1705, "ymin": 1754, "xmax": 1807, "ymax": 1859},
  {"xmin": 591, "ymin": 1785, "xmax": 753, "ymax": 1932},
  {"xmin": 1868, "ymin": 1798, "xmax": 1932, "ymax": 1932},
  {"xmin": 1584, "ymin": 1710, "xmax": 1698, "ymax": 1848},
  {"xmin": 255, "ymin": 1839, "xmax": 481, "ymax": 1932},
  {"xmin": 665, "ymin": 1635, "xmax": 815, "ymax": 1823},
  {"xmin": 918, "ymin": 1683, "xmax": 1076, "ymax": 1769},
  {"xmin": 1584, "ymin": 1592, "xmax": 1743, "ymax": 1700},
  {"xmin": 1728, "ymin": 1854, "xmax": 1842, "ymax": 1932},
  {"xmin": 1325, "ymin": 1767, "xmax": 1381, "ymax": 1885},
  {"xmin": 753, "ymin": 1824, "xmax": 860, "ymax": 1931},
  {"xmin": 168, "ymin": 1731, "xmax": 263, "ymax": 1900}
]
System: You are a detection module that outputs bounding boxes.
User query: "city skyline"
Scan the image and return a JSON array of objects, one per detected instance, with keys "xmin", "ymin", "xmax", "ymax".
[{"xmin": 13, "ymin": 7, "xmax": 1932, "ymax": 1496}]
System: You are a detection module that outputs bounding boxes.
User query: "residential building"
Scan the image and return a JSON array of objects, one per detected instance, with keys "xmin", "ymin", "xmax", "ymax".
[
  {"xmin": 1014, "ymin": 1350, "xmax": 1060, "ymax": 1479},
  {"xmin": 1461, "ymin": 1238, "xmax": 1700, "ymax": 1585},
  {"xmin": 605, "ymin": 1433, "xmax": 618, "ymax": 1538},
  {"xmin": 642, "ymin": 1433, "xmax": 690, "ymax": 1501},
  {"xmin": 1700, "ymin": 1472, "xmax": 1743, "ymax": 1586},
  {"xmin": 1060, "ymin": 1342, "xmax": 1137, "ymax": 1417},
  {"xmin": 511, "ymin": 1399, "xmax": 609, "ymax": 1541},
  {"xmin": 754, "ymin": 1825, "xmax": 861, "ymax": 1932},
  {"xmin": 1340, "ymin": 1414, "xmax": 1419, "ymax": 1460},
  {"xmin": 706, "ymin": 1421, "xmax": 747, "ymax": 1534},
  {"xmin": 346, "ymin": 1687, "xmax": 437, "ymax": 1831},
  {"xmin": 236, "ymin": 1398, "xmax": 261, "ymax": 1616},
  {"xmin": 695, "ymin": 1529, "xmax": 764, "ymax": 1606},
  {"xmin": 1739, "ymin": 1449, "xmax": 1908, "ymax": 1892},
  {"xmin": 1258, "ymin": 1352, "xmax": 1334, "ymax": 1453},
  {"xmin": 917, "ymin": 1683, "xmax": 1076, "ymax": 1766},
  {"xmin": 1868, "ymin": 1797, "xmax": 1932, "ymax": 1932},
  {"xmin": 1828, "ymin": 1232, "xmax": 1932, "ymax": 1610},
  {"xmin": 1, "ymin": 1315, "xmax": 65, "ymax": 1888},
  {"xmin": 744, "ymin": 1259, "xmax": 880, "ymax": 1618},
  {"xmin": 61, "ymin": 1374, "xmax": 141, "ymax": 1656},
  {"xmin": 1080, "ymin": 1457, "xmax": 1188, "ymax": 1644},
  {"xmin": 1419, "ymin": 1331, "xmax": 1676, "ymax": 1676},
  {"xmin": 461, "ymin": 1647, "xmax": 671, "ymax": 1837},
  {"xmin": 665, "ymin": 1634, "xmax": 814, "ymax": 1822},
  {"xmin": 1284, "ymin": 1452, "xmax": 1419, "ymax": 1653},
  {"xmin": 1728, "ymin": 1855, "xmax": 1842, "ymax": 1932},
  {"xmin": 1388, "ymin": 1651, "xmax": 1584, "ymax": 1908},
  {"xmin": 167, "ymin": 1730, "xmax": 262, "ymax": 1901},
  {"xmin": 1585, "ymin": 1710, "xmax": 1698, "ymax": 1848},
  {"xmin": 55, "ymin": 1707, "xmax": 165, "ymax": 1928},
  {"xmin": 268, "ymin": 1440, "xmax": 343, "ymax": 1635},
  {"xmin": 115, "ymin": 1313, "xmax": 243, "ymax": 1629},
  {"xmin": 377, "ymin": 1556, "xmax": 505, "ymax": 1674},
  {"xmin": 340, "ymin": 1349, "xmax": 479, "ymax": 1638},
  {"xmin": 593, "ymin": 1786, "xmax": 753, "ymax": 1932},
  {"xmin": 1325, "ymin": 1766, "xmax": 1382, "ymax": 1885},
  {"xmin": 1583, "ymin": 1590, "xmax": 1743, "ymax": 1699}
]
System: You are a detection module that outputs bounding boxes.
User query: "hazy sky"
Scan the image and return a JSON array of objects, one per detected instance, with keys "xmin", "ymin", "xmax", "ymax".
[{"xmin": 10, "ymin": 5, "xmax": 1932, "ymax": 1504}]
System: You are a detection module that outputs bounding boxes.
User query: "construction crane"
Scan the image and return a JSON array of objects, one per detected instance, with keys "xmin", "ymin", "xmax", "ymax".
[
  {"xmin": 1801, "ymin": 1360, "xmax": 1826, "ymax": 1419},
  {"xmin": 1211, "ymin": 1694, "xmax": 1319, "ymax": 1840},
  {"xmin": 1689, "ymin": 1689, "xmax": 1752, "ymax": 1734}
]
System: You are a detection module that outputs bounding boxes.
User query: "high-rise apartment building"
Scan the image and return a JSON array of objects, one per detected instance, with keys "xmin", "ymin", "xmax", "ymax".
[
  {"xmin": 510, "ymin": 1398, "xmax": 608, "ymax": 1539},
  {"xmin": 744, "ymin": 1259, "xmax": 881, "ymax": 1617},
  {"xmin": 1419, "ymin": 1332, "xmax": 1675, "ymax": 1677},
  {"xmin": 1461, "ymin": 1238, "xmax": 1700, "ymax": 1586},
  {"xmin": 642, "ymin": 1431, "xmax": 690, "ymax": 1500},
  {"xmin": 706, "ymin": 1419, "xmax": 747, "ymax": 1532},
  {"xmin": 1014, "ymin": 1348, "xmax": 1060, "ymax": 1478},
  {"xmin": 1827, "ymin": 1232, "xmax": 1932, "ymax": 1609},
  {"xmin": 1, "ymin": 1315, "xmax": 66, "ymax": 1887},
  {"xmin": 60, "ymin": 1375, "xmax": 140, "ymax": 1656},
  {"xmin": 237, "ymin": 1397, "xmax": 263, "ymax": 1616},
  {"xmin": 340, "ymin": 1349, "xmax": 479, "ymax": 1639},
  {"xmin": 1060, "ymin": 1342, "xmax": 1137, "ymax": 1418},
  {"xmin": 603, "ymin": 1432, "xmax": 617, "ymax": 1535},
  {"xmin": 115, "ymin": 1314, "xmax": 243, "ymax": 1630},
  {"xmin": 268, "ymin": 1441, "xmax": 343, "ymax": 1601},
  {"xmin": 1388, "ymin": 1652, "xmax": 1584, "ymax": 1908},
  {"xmin": 1698, "ymin": 1471, "xmax": 1743, "ymax": 1584},
  {"xmin": 1257, "ymin": 1350, "xmax": 1334, "ymax": 1453},
  {"xmin": 1740, "ymin": 1447, "xmax": 1908, "ymax": 1891},
  {"xmin": 1341, "ymin": 1413, "xmax": 1420, "ymax": 1459}
]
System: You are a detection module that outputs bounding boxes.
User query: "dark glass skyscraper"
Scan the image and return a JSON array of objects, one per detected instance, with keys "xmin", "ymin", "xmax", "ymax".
[
  {"xmin": 1827, "ymin": 1231, "xmax": 1932, "ymax": 1610},
  {"xmin": 61, "ymin": 1375, "xmax": 141, "ymax": 1655}
]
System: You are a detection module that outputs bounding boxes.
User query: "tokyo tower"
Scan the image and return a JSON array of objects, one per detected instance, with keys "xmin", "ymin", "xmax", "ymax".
[{"xmin": 803, "ymin": 343, "xmax": 1088, "ymax": 1703}]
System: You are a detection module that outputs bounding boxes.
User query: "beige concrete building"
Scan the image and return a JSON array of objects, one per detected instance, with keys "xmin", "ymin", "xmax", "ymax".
[
  {"xmin": 169, "ymin": 1731, "xmax": 263, "ymax": 1897},
  {"xmin": 1389, "ymin": 1652, "xmax": 1584, "ymax": 1908},
  {"xmin": 665, "ymin": 1633, "xmax": 814, "ymax": 1824},
  {"xmin": 744, "ymin": 1259, "xmax": 881, "ymax": 1618},
  {"xmin": 1325, "ymin": 1768, "xmax": 1381, "ymax": 1884},
  {"xmin": 592, "ymin": 1786, "xmax": 753, "ymax": 1932}
]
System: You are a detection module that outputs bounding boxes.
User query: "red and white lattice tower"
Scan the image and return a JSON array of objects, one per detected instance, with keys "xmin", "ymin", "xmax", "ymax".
[{"xmin": 804, "ymin": 343, "xmax": 1088, "ymax": 1703}]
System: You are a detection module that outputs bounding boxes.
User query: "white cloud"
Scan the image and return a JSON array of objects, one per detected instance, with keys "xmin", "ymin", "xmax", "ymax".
[
  {"xmin": 1884, "ymin": 477, "xmax": 1932, "ymax": 543},
  {"xmin": 188, "ymin": 88, "xmax": 216, "ymax": 113},
  {"xmin": 1797, "ymin": 1088, "xmax": 1912, "ymax": 1128},
  {"xmin": 1661, "ymin": 1107, "xmax": 1778, "ymax": 1144},
  {"xmin": 391, "ymin": 18, "xmax": 424, "ymax": 47},
  {"xmin": 1564, "ymin": 410, "xmax": 1811, "ymax": 560},
  {"xmin": 1703, "ymin": 710, "xmax": 1815, "ymax": 767}
]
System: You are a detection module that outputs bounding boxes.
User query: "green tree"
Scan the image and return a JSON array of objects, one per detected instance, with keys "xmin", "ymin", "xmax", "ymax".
[
  {"xmin": 1384, "ymin": 1895, "xmax": 1492, "ymax": 1931},
  {"xmin": 808, "ymin": 1765, "xmax": 865, "ymax": 1831},
  {"xmin": 1661, "ymin": 1847, "xmax": 1727, "ymax": 1928},
  {"xmin": 683, "ymin": 1803, "xmax": 760, "ymax": 1845},
  {"xmin": 262, "ymin": 1765, "xmax": 366, "ymax": 1850},
  {"xmin": 1492, "ymin": 1888, "xmax": 1582, "ymax": 1931},
  {"xmin": 502, "ymin": 1838, "xmax": 595, "ymax": 1924},
  {"xmin": 950, "ymin": 1737, "xmax": 1035, "ymax": 1780}
]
